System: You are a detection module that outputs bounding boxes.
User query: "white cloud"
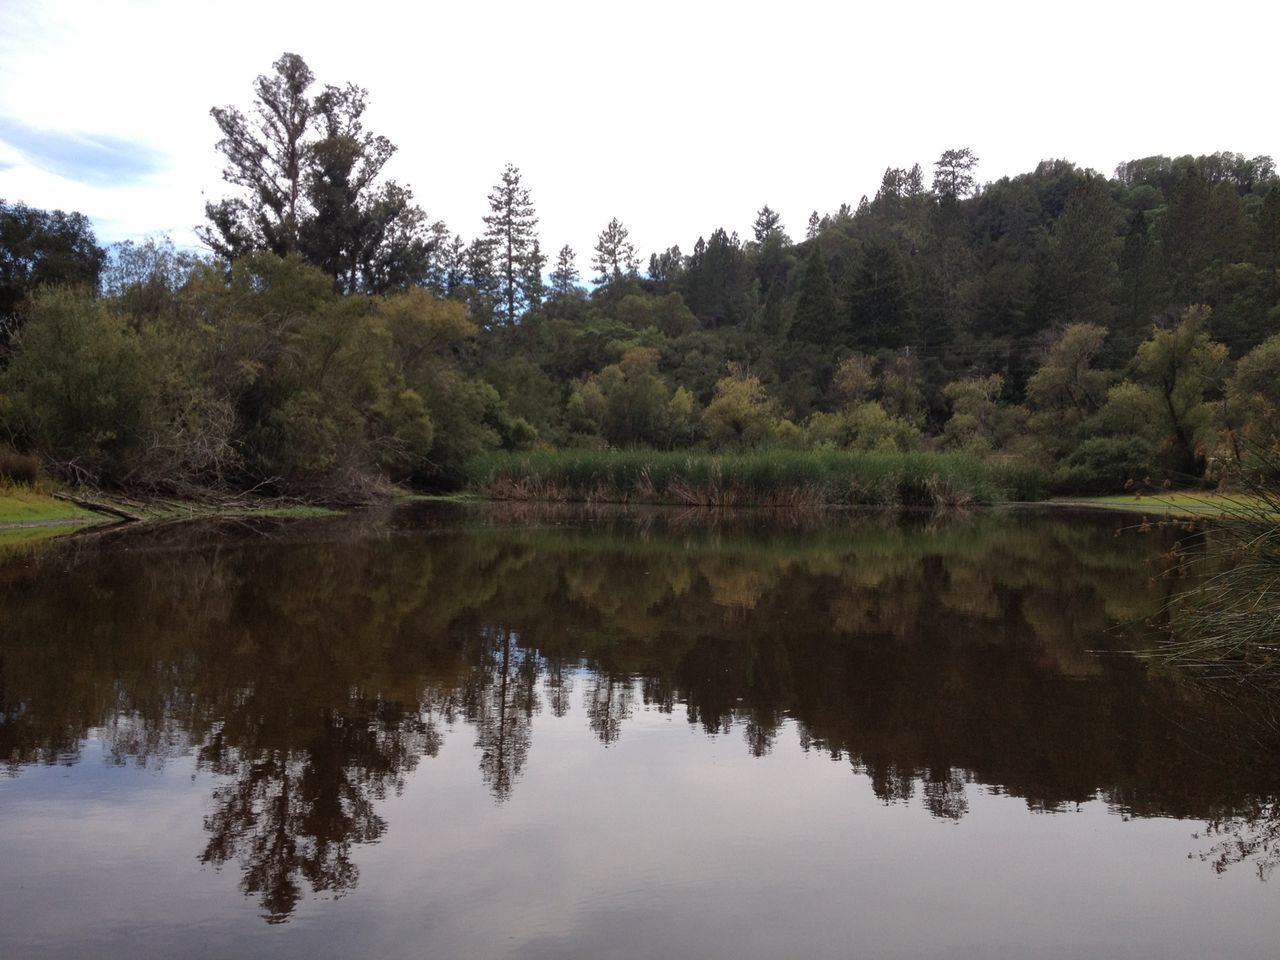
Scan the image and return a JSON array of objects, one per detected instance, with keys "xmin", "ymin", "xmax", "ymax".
[{"xmin": 0, "ymin": 0, "xmax": 1276, "ymax": 265}]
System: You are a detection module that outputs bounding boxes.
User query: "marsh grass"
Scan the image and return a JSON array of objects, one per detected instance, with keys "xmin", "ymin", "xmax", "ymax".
[
  {"xmin": 1153, "ymin": 452, "xmax": 1280, "ymax": 686},
  {"xmin": 464, "ymin": 449, "xmax": 1046, "ymax": 509}
]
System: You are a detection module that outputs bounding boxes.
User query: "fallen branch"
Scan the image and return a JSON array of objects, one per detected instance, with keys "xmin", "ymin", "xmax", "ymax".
[{"xmin": 52, "ymin": 492, "xmax": 145, "ymax": 523}]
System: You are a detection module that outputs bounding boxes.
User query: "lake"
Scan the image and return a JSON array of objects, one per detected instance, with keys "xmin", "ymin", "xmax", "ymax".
[{"xmin": 1, "ymin": 505, "xmax": 1277, "ymax": 959}]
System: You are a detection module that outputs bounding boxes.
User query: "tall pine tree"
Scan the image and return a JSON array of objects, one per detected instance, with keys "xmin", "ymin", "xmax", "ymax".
[{"xmin": 483, "ymin": 163, "xmax": 538, "ymax": 326}]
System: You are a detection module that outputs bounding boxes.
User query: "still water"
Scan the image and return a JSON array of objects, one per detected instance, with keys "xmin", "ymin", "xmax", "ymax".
[{"xmin": 0, "ymin": 505, "xmax": 1276, "ymax": 958}]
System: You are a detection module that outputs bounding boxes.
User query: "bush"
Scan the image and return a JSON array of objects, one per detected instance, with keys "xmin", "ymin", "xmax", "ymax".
[
  {"xmin": 1053, "ymin": 436, "xmax": 1159, "ymax": 494},
  {"xmin": 0, "ymin": 447, "xmax": 39, "ymax": 485}
]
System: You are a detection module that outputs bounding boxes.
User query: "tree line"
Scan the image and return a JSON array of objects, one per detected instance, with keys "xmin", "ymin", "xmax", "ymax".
[{"xmin": 1, "ymin": 51, "xmax": 1278, "ymax": 495}]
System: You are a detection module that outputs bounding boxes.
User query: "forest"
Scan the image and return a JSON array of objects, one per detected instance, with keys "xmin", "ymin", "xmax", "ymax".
[{"xmin": 2, "ymin": 51, "xmax": 1279, "ymax": 500}]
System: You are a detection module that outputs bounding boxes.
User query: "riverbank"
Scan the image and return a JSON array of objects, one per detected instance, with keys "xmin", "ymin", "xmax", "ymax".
[{"xmin": 0, "ymin": 484, "xmax": 342, "ymax": 552}]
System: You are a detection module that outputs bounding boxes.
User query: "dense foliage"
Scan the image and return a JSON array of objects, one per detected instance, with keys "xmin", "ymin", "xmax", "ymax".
[{"xmin": 2, "ymin": 52, "xmax": 1279, "ymax": 497}]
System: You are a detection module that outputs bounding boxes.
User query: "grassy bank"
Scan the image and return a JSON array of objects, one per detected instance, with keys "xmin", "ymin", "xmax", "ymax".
[
  {"xmin": 0, "ymin": 484, "xmax": 100, "ymax": 527},
  {"xmin": 0, "ymin": 483, "xmax": 343, "ymax": 537},
  {"xmin": 1049, "ymin": 491, "xmax": 1279, "ymax": 518},
  {"xmin": 464, "ymin": 449, "xmax": 1046, "ymax": 508}
]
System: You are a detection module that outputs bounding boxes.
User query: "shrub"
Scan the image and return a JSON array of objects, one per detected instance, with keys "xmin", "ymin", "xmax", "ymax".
[
  {"xmin": 0, "ymin": 447, "xmax": 39, "ymax": 485},
  {"xmin": 1053, "ymin": 436, "xmax": 1159, "ymax": 494}
]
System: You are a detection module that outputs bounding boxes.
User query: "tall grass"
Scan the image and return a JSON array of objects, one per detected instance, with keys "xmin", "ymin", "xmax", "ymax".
[
  {"xmin": 464, "ymin": 449, "xmax": 1046, "ymax": 509},
  {"xmin": 1154, "ymin": 450, "xmax": 1280, "ymax": 686}
]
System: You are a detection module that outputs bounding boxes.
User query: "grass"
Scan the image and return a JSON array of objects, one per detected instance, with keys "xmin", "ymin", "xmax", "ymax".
[
  {"xmin": 1144, "ymin": 460, "xmax": 1280, "ymax": 686},
  {"xmin": 0, "ymin": 481, "xmax": 342, "ymax": 546},
  {"xmin": 1051, "ymin": 491, "xmax": 1275, "ymax": 518},
  {"xmin": 464, "ymin": 449, "xmax": 1047, "ymax": 509},
  {"xmin": 0, "ymin": 483, "xmax": 100, "ymax": 527}
]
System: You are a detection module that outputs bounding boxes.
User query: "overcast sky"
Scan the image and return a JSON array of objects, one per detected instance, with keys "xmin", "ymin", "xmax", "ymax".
[{"xmin": 1, "ymin": 0, "xmax": 1276, "ymax": 269}]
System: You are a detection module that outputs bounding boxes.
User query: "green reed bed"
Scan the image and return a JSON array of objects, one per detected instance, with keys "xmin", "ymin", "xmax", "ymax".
[{"xmin": 464, "ymin": 449, "xmax": 1046, "ymax": 509}]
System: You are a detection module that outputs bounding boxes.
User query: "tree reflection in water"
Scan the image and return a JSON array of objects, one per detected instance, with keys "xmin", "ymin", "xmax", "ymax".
[
  {"xmin": 2, "ymin": 505, "xmax": 1279, "ymax": 922},
  {"xmin": 197, "ymin": 702, "xmax": 441, "ymax": 922}
]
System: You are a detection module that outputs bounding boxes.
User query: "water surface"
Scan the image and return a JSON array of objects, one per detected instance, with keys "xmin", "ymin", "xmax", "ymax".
[{"xmin": 1, "ymin": 505, "xmax": 1276, "ymax": 958}]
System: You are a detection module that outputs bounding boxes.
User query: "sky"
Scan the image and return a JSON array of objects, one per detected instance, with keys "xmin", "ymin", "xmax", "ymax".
[{"xmin": 1, "ymin": 0, "xmax": 1277, "ymax": 270}]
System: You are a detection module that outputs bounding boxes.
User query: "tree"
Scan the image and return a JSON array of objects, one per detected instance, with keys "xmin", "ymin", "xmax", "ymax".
[
  {"xmin": 832, "ymin": 353, "xmax": 877, "ymax": 407},
  {"xmin": 1255, "ymin": 184, "xmax": 1280, "ymax": 295},
  {"xmin": 550, "ymin": 245, "xmax": 580, "ymax": 298},
  {"xmin": 522, "ymin": 239, "xmax": 546, "ymax": 312},
  {"xmin": 1036, "ymin": 174, "xmax": 1120, "ymax": 327},
  {"xmin": 200, "ymin": 53, "xmax": 431, "ymax": 294},
  {"xmin": 805, "ymin": 211, "xmax": 820, "ymax": 240},
  {"xmin": 465, "ymin": 237, "xmax": 499, "ymax": 328},
  {"xmin": 648, "ymin": 246, "xmax": 684, "ymax": 287},
  {"xmin": 791, "ymin": 244, "xmax": 837, "ymax": 345},
  {"xmin": 848, "ymin": 239, "xmax": 912, "ymax": 348},
  {"xmin": 483, "ymin": 164, "xmax": 539, "ymax": 325},
  {"xmin": 422, "ymin": 222, "xmax": 464, "ymax": 296},
  {"xmin": 682, "ymin": 228, "xmax": 754, "ymax": 326},
  {"xmin": 0, "ymin": 200, "xmax": 105, "ymax": 352},
  {"xmin": 591, "ymin": 218, "xmax": 638, "ymax": 284},
  {"xmin": 941, "ymin": 374, "xmax": 1024, "ymax": 450},
  {"xmin": 702, "ymin": 366, "xmax": 784, "ymax": 449},
  {"xmin": 200, "ymin": 52, "xmax": 315, "ymax": 259},
  {"xmin": 1119, "ymin": 209, "xmax": 1159, "ymax": 333},
  {"xmin": 1132, "ymin": 305, "xmax": 1230, "ymax": 476},
  {"xmin": 752, "ymin": 205, "xmax": 784, "ymax": 243},
  {"xmin": 933, "ymin": 148, "xmax": 979, "ymax": 200},
  {"xmin": 1162, "ymin": 167, "xmax": 1212, "ymax": 300},
  {"xmin": 1225, "ymin": 333, "xmax": 1280, "ymax": 455},
  {"xmin": 1025, "ymin": 323, "xmax": 1113, "ymax": 458},
  {"xmin": 575, "ymin": 347, "xmax": 674, "ymax": 447},
  {"xmin": 300, "ymin": 83, "xmax": 431, "ymax": 294}
]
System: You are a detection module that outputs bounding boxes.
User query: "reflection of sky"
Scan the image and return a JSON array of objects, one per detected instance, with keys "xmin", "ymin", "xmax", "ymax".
[
  {"xmin": 0, "ymin": 116, "xmax": 160, "ymax": 188},
  {"xmin": 1, "ymin": 680, "xmax": 1276, "ymax": 960}
]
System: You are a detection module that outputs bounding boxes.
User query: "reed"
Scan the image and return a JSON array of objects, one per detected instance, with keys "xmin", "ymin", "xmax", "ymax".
[
  {"xmin": 464, "ymin": 449, "xmax": 1046, "ymax": 509},
  {"xmin": 1153, "ymin": 449, "xmax": 1280, "ymax": 686}
]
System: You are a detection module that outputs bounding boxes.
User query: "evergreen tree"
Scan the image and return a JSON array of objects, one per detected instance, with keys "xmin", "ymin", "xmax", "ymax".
[
  {"xmin": 753, "ymin": 205, "xmax": 783, "ymax": 243},
  {"xmin": 1036, "ymin": 174, "xmax": 1120, "ymax": 328},
  {"xmin": 791, "ymin": 244, "xmax": 836, "ymax": 345},
  {"xmin": 1162, "ymin": 167, "xmax": 1212, "ymax": 300},
  {"xmin": 648, "ymin": 246, "xmax": 684, "ymax": 287},
  {"xmin": 483, "ymin": 163, "xmax": 538, "ymax": 326},
  {"xmin": 1255, "ymin": 184, "xmax": 1280, "ymax": 296},
  {"xmin": 806, "ymin": 211, "xmax": 820, "ymax": 240},
  {"xmin": 903, "ymin": 163, "xmax": 926, "ymax": 197},
  {"xmin": 932, "ymin": 148, "xmax": 979, "ymax": 200},
  {"xmin": 550, "ymin": 245, "xmax": 580, "ymax": 297},
  {"xmin": 465, "ymin": 237, "xmax": 499, "ymax": 328},
  {"xmin": 443, "ymin": 233, "xmax": 467, "ymax": 296},
  {"xmin": 521, "ymin": 239, "xmax": 546, "ymax": 312},
  {"xmin": 1119, "ymin": 209, "xmax": 1158, "ymax": 336},
  {"xmin": 682, "ymin": 228, "xmax": 754, "ymax": 326},
  {"xmin": 592, "ymin": 218, "xmax": 638, "ymax": 284},
  {"xmin": 849, "ymin": 239, "xmax": 912, "ymax": 349}
]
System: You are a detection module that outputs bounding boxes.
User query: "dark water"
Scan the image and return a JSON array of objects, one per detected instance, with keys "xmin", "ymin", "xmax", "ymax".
[{"xmin": 0, "ymin": 505, "xmax": 1276, "ymax": 959}]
